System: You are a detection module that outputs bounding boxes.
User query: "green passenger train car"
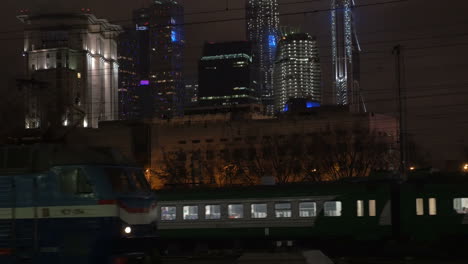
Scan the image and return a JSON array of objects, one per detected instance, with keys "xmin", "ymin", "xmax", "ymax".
[{"xmin": 154, "ymin": 178, "xmax": 468, "ymax": 257}]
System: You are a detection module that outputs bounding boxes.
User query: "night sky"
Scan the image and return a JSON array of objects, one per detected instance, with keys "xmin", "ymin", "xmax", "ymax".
[{"xmin": 1, "ymin": 0, "xmax": 468, "ymax": 166}]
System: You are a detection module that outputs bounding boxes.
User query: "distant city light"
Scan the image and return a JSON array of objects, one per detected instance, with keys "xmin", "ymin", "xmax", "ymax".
[
  {"xmin": 269, "ymin": 35, "xmax": 277, "ymax": 47},
  {"xmin": 140, "ymin": 80, "xmax": 150, "ymax": 86},
  {"xmin": 463, "ymin": 163, "xmax": 468, "ymax": 172},
  {"xmin": 136, "ymin": 24, "xmax": 148, "ymax": 31},
  {"xmin": 171, "ymin": 30, "xmax": 177, "ymax": 42},
  {"xmin": 409, "ymin": 166, "xmax": 416, "ymax": 171},
  {"xmin": 306, "ymin": 101, "xmax": 321, "ymax": 109}
]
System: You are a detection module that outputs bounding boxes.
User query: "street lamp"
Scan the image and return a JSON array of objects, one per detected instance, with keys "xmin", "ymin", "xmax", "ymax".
[{"xmin": 463, "ymin": 163, "xmax": 468, "ymax": 173}]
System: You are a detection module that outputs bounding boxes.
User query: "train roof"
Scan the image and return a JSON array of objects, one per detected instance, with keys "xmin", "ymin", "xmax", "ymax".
[
  {"xmin": 156, "ymin": 174, "xmax": 468, "ymax": 201},
  {"xmin": 155, "ymin": 181, "xmax": 396, "ymax": 201}
]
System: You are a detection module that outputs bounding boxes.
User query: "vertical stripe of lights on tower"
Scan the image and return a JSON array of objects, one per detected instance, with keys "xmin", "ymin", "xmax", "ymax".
[
  {"xmin": 246, "ymin": 0, "xmax": 280, "ymax": 115},
  {"xmin": 331, "ymin": 0, "xmax": 356, "ymax": 105}
]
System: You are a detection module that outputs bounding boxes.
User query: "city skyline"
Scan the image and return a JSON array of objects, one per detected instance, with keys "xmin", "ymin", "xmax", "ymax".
[{"xmin": 0, "ymin": 0, "xmax": 466, "ymax": 167}]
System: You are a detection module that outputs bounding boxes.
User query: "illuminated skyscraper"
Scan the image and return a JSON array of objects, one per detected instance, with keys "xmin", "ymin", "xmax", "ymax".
[
  {"xmin": 246, "ymin": 0, "xmax": 280, "ymax": 115},
  {"xmin": 18, "ymin": 10, "xmax": 122, "ymax": 129},
  {"xmin": 119, "ymin": 0, "xmax": 185, "ymax": 120},
  {"xmin": 331, "ymin": 0, "xmax": 363, "ymax": 112},
  {"xmin": 273, "ymin": 32, "xmax": 321, "ymax": 113}
]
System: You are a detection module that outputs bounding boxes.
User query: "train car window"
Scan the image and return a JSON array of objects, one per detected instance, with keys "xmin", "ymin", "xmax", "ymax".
[
  {"xmin": 205, "ymin": 205, "xmax": 221, "ymax": 220},
  {"xmin": 453, "ymin": 198, "xmax": 468, "ymax": 214},
  {"xmin": 228, "ymin": 204, "xmax": 244, "ymax": 219},
  {"xmin": 275, "ymin": 203, "xmax": 292, "ymax": 218},
  {"xmin": 429, "ymin": 198, "xmax": 437, "ymax": 215},
  {"xmin": 183, "ymin": 205, "xmax": 199, "ymax": 220},
  {"xmin": 251, "ymin": 203, "xmax": 267, "ymax": 218},
  {"xmin": 369, "ymin": 200, "xmax": 376, "ymax": 217},
  {"xmin": 161, "ymin": 206, "xmax": 177, "ymax": 221},
  {"xmin": 54, "ymin": 167, "xmax": 93, "ymax": 197},
  {"xmin": 324, "ymin": 201, "xmax": 342, "ymax": 217},
  {"xmin": 416, "ymin": 198, "xmax": 424, "ymax": 215},
  {"xmin": 357, "ymin": 200, "xmax": 364, "ymax": 217},
  {"xmin": 299, "ymin": 202, "xmax": 316, "ymax": 217}
]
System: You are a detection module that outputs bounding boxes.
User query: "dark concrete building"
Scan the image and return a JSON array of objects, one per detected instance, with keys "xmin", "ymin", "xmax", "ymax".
[{"xmin": 198, "ymin": 41, "xmax": 259, "ymax": 107}]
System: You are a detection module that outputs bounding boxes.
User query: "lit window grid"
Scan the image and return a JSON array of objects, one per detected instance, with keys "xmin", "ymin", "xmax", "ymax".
[{"xmin": 273, "ymin": 34, "xmax": 322, "ymax": 112}]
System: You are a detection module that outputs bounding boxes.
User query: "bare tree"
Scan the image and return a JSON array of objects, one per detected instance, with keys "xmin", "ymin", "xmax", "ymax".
[
  {"xmin": 313, "ymin": 127, "xmax": 397, "ymax": 181},
  {"xmin": 153, "ymin": 149, "xmax": 192, "ymax": 187}
]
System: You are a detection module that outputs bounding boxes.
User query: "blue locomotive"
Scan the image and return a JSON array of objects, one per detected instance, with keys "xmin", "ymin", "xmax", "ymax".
[{"xmin": 0, "ymin": 144, "xmax": 158, "ymax": 264}]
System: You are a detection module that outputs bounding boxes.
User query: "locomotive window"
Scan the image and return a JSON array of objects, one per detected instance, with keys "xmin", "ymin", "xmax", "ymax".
[
  {"xmin": 251, "ymin": 203, "xmax": 267, "ymax": 218},
  {"xmin": 416, "ymin": 198, "xmax": 424, "ymax": 215},
  {"xmin": 275, "ymin": 203, "xmax": 292, "ymax": 218},
  {"xmin": 205, "ymin": 205, "xmax": 221, "ymax": 220},
  {"xmin": 429, "ymin": 198, "xmax": 437, "ymax": 215},
  {"xmin": 54, "ymin": 167, "xmax": 93, "ymax": 197},
  {"xmin": 453, "ymin": 198, "xmax": 468, "ymax": 214},
  {"xmin": 104, "ymin": 168, "xmax": 150, "ymax": 193},
  {"xmin": 183, "ymin": 206, "xmax": 199, "ymax": 220},
  {"xmin": 369, "ymin": 200, "xmax": 376, "ymax": 217},
  {"xmin": 299, "ymin": 202, "xmax": 316, "ymax": 217},
  {"xmin": 228, "ymin": 204, "xmax": 244, "ymax": 219},
  {"xmin": 357, "ymin": 200, "xmax": 364, "ymax": 217},
  {"xmin": 161, "ymin": 206, "xmax": 177, "ymax": 221},
  {"xmin": 105, "ymin": 168, "xmax": 131, "ymax": 193},
  {"xmin": 128, "ymin": 169, "xmax": 151, "ymax": 192},
  {"xmin": 324, "ymin": 201, "xmax": 342, "ymax": 217}
]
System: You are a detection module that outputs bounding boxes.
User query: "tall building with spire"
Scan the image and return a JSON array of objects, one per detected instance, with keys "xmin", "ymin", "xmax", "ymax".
[
  {"xmin": 246, "ymin": 0, "xmax": 280, "ymax": 115},
  {"xmin": 331, "ymin": 0, "xmax": 363, "ymax": 112},
  {"xmin": 273, "ymin": 32, "xmax": 322, "ymax": 113},
  {"xmin": 119, "ymin": 0, "xmax": 185, "ymax": 120}
]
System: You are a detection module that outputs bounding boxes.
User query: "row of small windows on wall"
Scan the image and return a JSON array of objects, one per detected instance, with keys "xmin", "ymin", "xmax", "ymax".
[{"xmin": 177, "ymin": 134, "xmax": 326, "ymax": 145}]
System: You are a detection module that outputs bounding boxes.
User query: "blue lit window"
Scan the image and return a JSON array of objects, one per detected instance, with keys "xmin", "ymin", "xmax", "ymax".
[
  {"xmin": 269, "ymin": 35, "xmax": 277, "ymax": 47},
  {"xmin": 306, "ymin": 101, "xmax": 321, "ymax": 108},
  {"xmin": 283, "ymin": 104, "xmax": 289, "ymax": 112},
  {"xmin": 171, "ymin": 30, "xmax": 177, "ymax": 42}
]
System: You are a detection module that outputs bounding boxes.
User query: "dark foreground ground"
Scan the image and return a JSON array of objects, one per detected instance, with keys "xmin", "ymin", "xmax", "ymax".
[{"xmin": 160, "ymin": 253, "xmax": 468, "ymax": 264}]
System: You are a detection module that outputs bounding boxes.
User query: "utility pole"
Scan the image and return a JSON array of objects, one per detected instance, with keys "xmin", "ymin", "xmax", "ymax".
[{"xmin": 393, "ymin": 45, "xmax": 408, "ymax": 182}]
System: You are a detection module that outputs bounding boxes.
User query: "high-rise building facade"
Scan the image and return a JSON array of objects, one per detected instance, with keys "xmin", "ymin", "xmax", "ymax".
[
  {"xmin": 184, "ymin": 81, "xmax": 199, "ymax": 108},
  {"xmin": 198, "ymin": 42, "xmax": 258, "ymax": 107},
  {"xmin": 273, "ymin": 33, "xmax": 321, "ymax": 113},
  {"xmin": 118, "ymin": 29, "xmax": 139, "ymax": 120},
  {"xmin": 331, "ymin": 0, "xmax": 362, "ymax": 112},
  {"xmin": 119, "ymin": 0, "xmax": 185, "ymax": 120},
  {"xmin": 246, "ymin": 0, "xmax": 280, "ymax": 115},
  {"xmin": 18, "ymin": 10, "xmax": 122, "ymax": 129}
]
